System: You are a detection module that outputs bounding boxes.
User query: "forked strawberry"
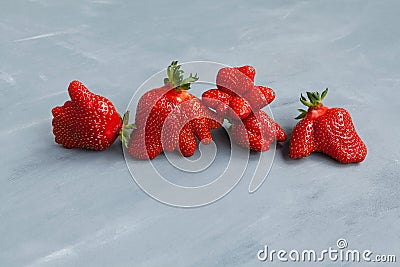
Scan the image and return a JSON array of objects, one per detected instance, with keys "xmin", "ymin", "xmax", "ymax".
[
  {"xmin": 216, "ymin": 66, "xmax": 254, "ymax": 96},
  {"xmin": 203, "ymin": 65, "xmax": 285, "ymax": 152},
  {"xmin": 128, "ymin": 61, "xmax": 222, "ymax": 160},
  {"xmin": 289, "ymin": 88, "xmax": 367, "ymax": 163},
  {"xmin": 52, "ymin": 80, "xmax": 134, "ymax": 150},
  {"xmin": 231, "ymin": 110, "xmax": 287, "ymax": 152},
  {"xmin": 203, "ymin": 65, "xmax": 276, "ymax": 119}
]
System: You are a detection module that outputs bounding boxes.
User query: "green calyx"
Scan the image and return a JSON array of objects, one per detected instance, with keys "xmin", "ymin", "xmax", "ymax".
[
  {"xmin": 295, "ymin": 88, "xmax": 328, "ymax": 119},
  {"xmin": 119, "ymin": 111, "xmax": 136, "ymax": 148},
  {"xmin": 163, "ymin": 61, "xmax": 199, "ymax": 91}
]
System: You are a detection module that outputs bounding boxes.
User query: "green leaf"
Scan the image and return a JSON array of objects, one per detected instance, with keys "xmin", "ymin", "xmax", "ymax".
[
  {"xmin": 300, "ymin": 97, "xmax": 312, "ymax": 107},
  {"xmin": 122, "ymin": 111, "xmax": 130, "ymax": 125},
  {"xmin": 181, "ymin": 73, "xmax": 199, "ymax": 85},
  {"xmin": 296, "ymin": 88, "xmax": 329, "ymax": 118},
  {"xmin": 123, "ymin": 130, "xmax": 130, "ymax": 139},
  {"xmin": 295, "ymin": 108, "xmax": 307, "ymax": 119},
  {"xmin": 118, "ymin": 110, "xmax": 136, "ymax": 147},
  {"xmin": 177, "ymin": 84, "xmax": 190, "ymax": 91},
  {"xmin": 124, "ymin": 124, "xmax": 136, "ymax": 130},
  {"xmin": 295, "ymin": 113, "xmax": 306, "ymax": 119},
  {"xmin": 164, "ymin": 61, "xmax": 199, "ymax": 90},
  {"xmin": 321, "ymin": 88, "xmax": 328, "ymax": 100},
  {"xmin": 306, "ymin": 91, "xmax": 314, "ymax": 101},
  {"xmin": 307, "ymin": 91, "xmax": 319, "ymax": 104}
]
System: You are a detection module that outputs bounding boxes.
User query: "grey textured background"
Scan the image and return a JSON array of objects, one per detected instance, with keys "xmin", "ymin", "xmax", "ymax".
[{"xmin": 1, "ymin": 0, "xmax": 399, "ymax": 266}]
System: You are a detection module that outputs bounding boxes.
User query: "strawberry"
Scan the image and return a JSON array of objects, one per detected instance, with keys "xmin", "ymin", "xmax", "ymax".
[
  {"xmin": 203, "ymin": 65, "xmax": 276, "ymax": 119},
  {"xmin": 52, "ymin": 80, "xmax": 134, "ymax": 150},
  {"xmin": 227, "ymin": 96, "xmax": 252, "ymax": 119},
  {"xmin": 231, "ymin": 110, "xmax": 287, "ymax": 152},
  {"xmin": 128, "ymin": 61, "xmax": 222, "ymax": 160},
  {"xmin": 236, "ymin": 65, "xmax": 256, "ymax": 82},
  {"xmin": 289, "ymin": 88, "xmax": 367, "ymax": 163},
  {"xmin": 216, "ymin": 66, "xmax": 254, "ymax": 96},
  {"xmin": 202, "ymin": 89, "xmax": 232, "ymax": 113},
  {"xmin": 203, "ymin": 65, "xmax": 285, "ymax": 152},
  {"xmin": 202, "ymin": 89, "xmax": 253, "ymax": 120},
  {"xmin": 244, "ymin": 85, "xmax": 275, "ymax": 110}
]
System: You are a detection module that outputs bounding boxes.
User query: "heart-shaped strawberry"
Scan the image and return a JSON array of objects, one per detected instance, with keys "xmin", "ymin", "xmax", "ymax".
[{"xmin": 289, "ymin": 88, "xmax": 367, "ymax": 163}]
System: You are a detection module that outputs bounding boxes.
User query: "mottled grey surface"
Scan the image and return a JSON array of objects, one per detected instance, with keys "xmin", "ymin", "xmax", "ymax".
[{"xmin": 1, "ymin": 0, "xmax": 399, "ymax": 266}]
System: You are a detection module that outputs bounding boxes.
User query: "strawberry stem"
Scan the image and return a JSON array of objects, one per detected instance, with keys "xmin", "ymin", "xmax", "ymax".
[
  {"xmin": 164, "ymin": 61, "xmax": 199, "ymax": 91},
  {"xmin": 119, "ymin": 111, "xmax": 136, "ymax": 148},
  {"xmin": 296, "ymin": 88, "xmax": 328, "ymax": 119}
]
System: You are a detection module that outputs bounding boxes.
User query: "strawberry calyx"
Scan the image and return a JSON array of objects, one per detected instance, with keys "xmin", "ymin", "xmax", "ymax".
[
  {"xmin": 295, "ymin": 88, "xmax": 329, "ymax": 119},
  {"xmin": 119, "ymin": 111, "xmax": 136, "ymax": 148},
  {"xmin": 163, "ymin": 61, "xmax": 199, "ymax": 91}
]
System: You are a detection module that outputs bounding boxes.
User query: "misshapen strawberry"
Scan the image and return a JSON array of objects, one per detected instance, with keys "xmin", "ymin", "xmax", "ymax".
[
  {"xmin": 289, "ymin": 88, "xmax": 367, "ymax": 163},
  {"xmin": 202, "ymin": 65, "xmax": 286, "ymax": 152},
  {"xmin": 128, "ymin": 61, "xmax": 222, "ymax": 160},
  {"xmin": 231, "ymin": 110, "xmax": 287, "ymax": 152},
  {"xmin": 203, "ymin": 65, "xmax": 275, "ymax": 120},
  {"xmin": 52, "ymin": 81, "xmax": 133, "ymax": 150}
]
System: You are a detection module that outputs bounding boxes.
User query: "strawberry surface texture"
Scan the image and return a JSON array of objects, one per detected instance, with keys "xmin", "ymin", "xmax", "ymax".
[{"xmin": 289, "ymin": 88, "xmax": 367, "ymax": 163}]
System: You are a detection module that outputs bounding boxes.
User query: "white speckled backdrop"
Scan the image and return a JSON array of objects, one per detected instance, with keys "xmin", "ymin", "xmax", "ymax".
[{"xmin": 1, "ymin": 0, "xmax": 399, "ymax": 266}]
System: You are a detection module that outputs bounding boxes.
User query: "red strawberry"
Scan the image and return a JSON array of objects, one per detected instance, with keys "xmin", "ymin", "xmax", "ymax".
[
  {"xmin": 52, "ymin": 80, "xmax": 133, "ymax": 150},
  {"xmin": 202, "ymin": 64, "xmax": 285, "ymax": 152},
  {"xmin": 216, "ymin": 67, "xmax": 254, "ymax": 96},
  {"xmin": 203, "ymin": 65, "xmax": 277, "ymax": 119},
  {"xmin": 236, "ymin": 65, "xmax": 256, "ymax": 82},
  {"xmin": 244, "ymin": 85, "xmax": 275, "ymax": 110},
  {"xmin": 289, "ymin": 88, "xmax": 367, "ymax": 163},
  {"xmin": 202, "ymin": 89, "xmax": 232, "ymax": 113},
  {"xmin": 231, "ymin": 110, "xmax": 287, "ymax": 152},
  {"xmin": 128, "ymin": 61, "xmax": 222, "ymax": 160},
  {"xmin": 227, "ymin": 96, "xmax": 252, "ymax": 119},
  {"xmin": 288, "ymin": 118, "xmax": 316, "ymax": 158}
]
